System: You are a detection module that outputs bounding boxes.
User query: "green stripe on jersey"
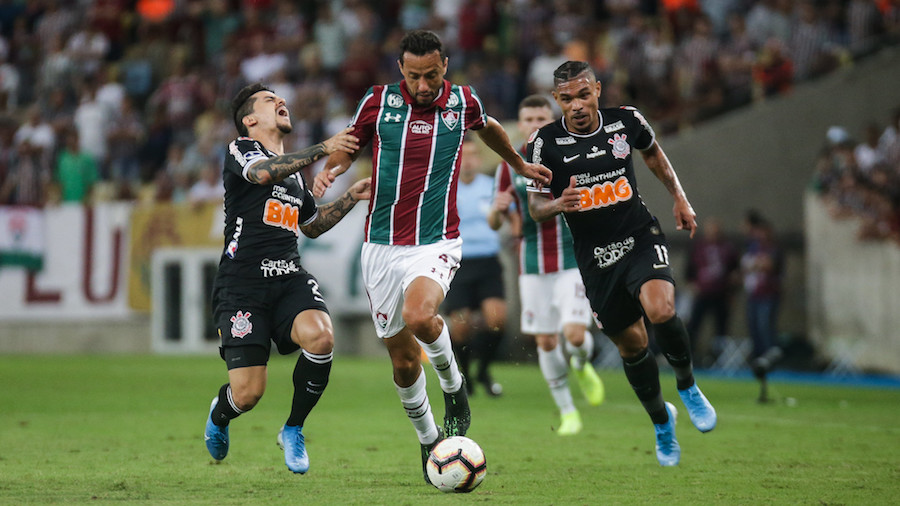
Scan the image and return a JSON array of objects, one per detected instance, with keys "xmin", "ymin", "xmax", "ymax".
[{"xmin": 419, "ymin": 99, "xmax": 465, "ymax": 242}]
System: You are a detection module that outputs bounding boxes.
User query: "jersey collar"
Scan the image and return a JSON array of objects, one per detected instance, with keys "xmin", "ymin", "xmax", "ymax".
[
  {"xmin": 399, "ymin": 80, "xmax": 452, "ymax": 109},
  {"xmin": 561, "ymin": 111, "xmax": 604, "ymax": 138}
]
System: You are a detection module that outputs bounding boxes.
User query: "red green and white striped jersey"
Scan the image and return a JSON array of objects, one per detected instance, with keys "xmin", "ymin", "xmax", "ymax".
[
  {"xmin": 495, "ymin": 155, "xmax": 578, "ymax": 275},
  {"xmin": 347, "ymin": 80, "xmax": 487, "ymax": 245}
]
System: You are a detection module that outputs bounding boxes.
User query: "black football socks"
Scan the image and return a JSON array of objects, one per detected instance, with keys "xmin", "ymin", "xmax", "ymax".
[
  {"xmin": 623, "ymin": 348, "xmax": 668, "ymax": 425},
  {"xmin": 212, "ymin": 383, "xmax": 243, "ymax": 427},
  {"xmin": 652, "ymin": 315, "xmax": 696, "ymax": 391},
  {"xmin": 286, "ymin": 350, "xmax": 332, "ymax": 427}
]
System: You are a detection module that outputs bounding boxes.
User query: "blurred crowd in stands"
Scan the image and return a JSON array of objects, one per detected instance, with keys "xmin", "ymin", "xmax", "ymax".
[
  {"xmin": 0, "ymin": 0, "xmax": 898, "ymax": 208},
  {"xmin": 811, "ymin": 109, "xmax": 900, "ymax": 244}
]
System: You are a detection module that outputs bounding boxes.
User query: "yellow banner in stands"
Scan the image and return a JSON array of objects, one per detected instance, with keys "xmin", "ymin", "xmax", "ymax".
[{"xmin": 128, "ymin": 202, "xmax": 222, "ymax": 311}]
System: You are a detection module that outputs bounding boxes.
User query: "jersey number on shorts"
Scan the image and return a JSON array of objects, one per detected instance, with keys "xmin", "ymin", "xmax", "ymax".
[{"xmin": 308, "ymin": 279, "xmax": 324, "ymax": 302}]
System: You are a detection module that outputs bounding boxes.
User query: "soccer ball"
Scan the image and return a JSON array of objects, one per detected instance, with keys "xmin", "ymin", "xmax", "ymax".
[{"xmin": 426, "ymin": 436, "xmax": 487, "ymax": 493}]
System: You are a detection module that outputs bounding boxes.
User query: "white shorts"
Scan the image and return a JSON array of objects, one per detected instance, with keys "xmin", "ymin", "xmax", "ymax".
[
  {"xmin": 519, "ymin": 268, "xmax": 592, "ymax": 335},
  {"xmin": 361, "ymin": 238, "xmax": 462, "ymax": 338}
]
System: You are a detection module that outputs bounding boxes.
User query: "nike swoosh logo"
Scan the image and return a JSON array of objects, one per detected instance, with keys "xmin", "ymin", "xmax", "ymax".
[
  {"xmin": 653, "ymin": 264, "xmax": 668, "ymax": 269},
  {"xmin": 563, "ymin": 154, "xmax": 580, "ymax": 163}
]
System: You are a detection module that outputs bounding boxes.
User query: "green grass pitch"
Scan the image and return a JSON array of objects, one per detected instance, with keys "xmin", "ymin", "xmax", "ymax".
[{"xmin": 1, "ymin": 354, "xmax": 898, "ymax": 504}]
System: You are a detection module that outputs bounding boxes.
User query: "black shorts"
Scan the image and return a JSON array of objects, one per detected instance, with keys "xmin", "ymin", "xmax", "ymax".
[
  {"xmin": 580, "ymin": 221, "xmax": 675, "ymax": 336},
  {"xmin": 442, "ymin": 255, "xmax": 505, "ymax": 313},
  {"xmin": 212, "ymin": 271, "xmax": 329, "ymax": 369}
]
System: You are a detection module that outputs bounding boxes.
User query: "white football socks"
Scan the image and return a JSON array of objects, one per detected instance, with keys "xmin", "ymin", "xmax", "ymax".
[
  {"xmin": 417, "ymin": 317, "xmax": 463, "ymax": 393},
  {"xmin": 538, "ymin": 345, "xmax": 576, "ymax": 415},
  {"xmin": 395, "ymin": 367, "xmax": 440, "ymax": 445},
  {"xmin": 565, "ymin": 330, "xmax": 594, "ymax": 370}
]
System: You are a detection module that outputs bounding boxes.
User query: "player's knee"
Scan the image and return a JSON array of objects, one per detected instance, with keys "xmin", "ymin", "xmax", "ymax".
[
  {"xmin": 292, "ymin": 312, "xmax": 335, "ymax": 353},
  {"xmin": 402, "ymin": 308, "xmax": 438, "ymax": 338},
  {"xmin": 535, "ymin": 334, "xmax": 559, "ymax": 352},
  {"xmin": 391, "ymin": 350, "xmax": 422, "ymax": 378},
  {"xmin": 562, "ymin": 327, "xmax": 584, "ymax": 347},
  {"xmin": 300, "ymin": 324, "xmax": 334, "ymax": 353},
  {"xmin": 230, "ymin": 386, "xmax": 264, "ymax": 411},
  {"xmin": 644, "ymin": 303, "xmax": 676, "ymax": 325}
]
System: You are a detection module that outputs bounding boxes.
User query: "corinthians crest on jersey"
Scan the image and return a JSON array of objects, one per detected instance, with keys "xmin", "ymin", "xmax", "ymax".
[{"xmin": 525, "ymin": 106, "xmax": 659, "ymax": 270}]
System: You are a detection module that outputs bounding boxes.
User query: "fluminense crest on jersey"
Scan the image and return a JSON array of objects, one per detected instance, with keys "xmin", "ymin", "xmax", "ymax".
[
  {"xmin": 230, "ymin": 310, "xmax": 253, "ymax": 338},
  {"xmin": 441, "ymin": 109, "xmax": 459, "ymax": 130}
]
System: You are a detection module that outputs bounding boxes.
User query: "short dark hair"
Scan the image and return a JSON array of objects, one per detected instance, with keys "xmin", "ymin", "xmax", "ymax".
[
  {"xmin": 553, "ymin": 61, "xmax": 595, "ymax": 87},
  {"xmin": 231, "ymin": 83, "xmax": 272, "ymax": 136},
  {"xmin": 519, "ymin": 94, "xmax": 553, "ymax": 110},
  {"xmin": 399, "ymin": 30, "xmax": 445, "ymax": 64}
]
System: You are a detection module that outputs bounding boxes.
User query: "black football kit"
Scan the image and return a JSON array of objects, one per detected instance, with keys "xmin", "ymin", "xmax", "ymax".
[
  {"xmin": 527, "ymin": 107, "xmax": 675, "ymax": 335},
  {"xmin": 212, "ymin": 137, "xmax": 328, "ymax": 365}
]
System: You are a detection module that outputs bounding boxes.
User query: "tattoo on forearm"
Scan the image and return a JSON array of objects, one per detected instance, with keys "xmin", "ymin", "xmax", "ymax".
[
  {"xmin": 304, "ymin": 191, "xmax": 357, "ymax": 237},
  {"xmin": 248, "ymin": 143, "xmax": 327, "ymax": 184}
]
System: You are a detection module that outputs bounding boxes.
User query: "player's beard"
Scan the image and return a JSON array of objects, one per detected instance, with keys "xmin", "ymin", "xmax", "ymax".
[{"xmin": 278, "ymin": 123, "xmax": 292, "ymax": 134}]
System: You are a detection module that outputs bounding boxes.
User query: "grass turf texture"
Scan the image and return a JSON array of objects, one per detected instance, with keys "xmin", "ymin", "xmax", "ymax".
[{"xmin": 1, "ymin": 355, "xmax": 898, "ymax": 505}]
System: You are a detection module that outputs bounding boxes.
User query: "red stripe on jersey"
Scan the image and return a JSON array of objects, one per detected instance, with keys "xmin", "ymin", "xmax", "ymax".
[
  {"xmin": 495, "ymin": 160, "xmax": 512, "ymax": 193},
  {"xmin": 460, "ymin": 86, "xmax": 487, "ymax": 130},
  {"xmin": 540, "ymin": 219, "xmax": 560, "ymax": 273},
  {"xmin": 356, "ymin": 86, "xmax": 385, "ymax": 243},
  {"xmin": 391, "ymin": 107, "xmax": 436, "ymax": 244}
]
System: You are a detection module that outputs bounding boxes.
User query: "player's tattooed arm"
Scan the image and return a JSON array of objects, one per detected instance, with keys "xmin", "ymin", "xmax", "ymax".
[
  {"xmin": 300, "ymin": 177, "xmax": 372, "ymax": 238},
  {"xmin": 641, "ymin": 141, "xmax": 698, "ymax": 237},
  {"xmin": 249, "ymin": 128, "xmax": 360, "ymax": 185},
  {"xmin": 641, "ymin": 141, "xmax": 685, "ymax": 199},
  {"xmin": 247, "ymin": 144, "xmax": 328, "ymax": 185}
]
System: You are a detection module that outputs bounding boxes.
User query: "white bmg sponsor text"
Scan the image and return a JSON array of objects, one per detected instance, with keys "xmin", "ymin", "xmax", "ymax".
[{"xmin": 593, "ymin": 237, "xmax": 634, "ymax": 268}]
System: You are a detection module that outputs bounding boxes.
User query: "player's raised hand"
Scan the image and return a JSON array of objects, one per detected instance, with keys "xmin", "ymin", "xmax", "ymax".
[
  {"xmin": 313, "ymin": 168, "xmax": 336, "ymax": 198},
  {"xmin": 559, "ymin": 175, "xmax": 582, "ymax": 213},
  {"xmin": 519, "ymin": 161, "xmax": 552, "ymax": 188},
  {"xmin": 321, "ymin": 127, "xmax": 359, "ymax": 155},
  {"xmin": 348, "ymin": 177, "xmax": 372, "ymax": 202},
  {"xmin": 673, "ymin": 198, "xmax": 697, "ymax": 238},
  {"xmin": 493, "ymin": 186, "xmax": 515, "ymax": 212}
]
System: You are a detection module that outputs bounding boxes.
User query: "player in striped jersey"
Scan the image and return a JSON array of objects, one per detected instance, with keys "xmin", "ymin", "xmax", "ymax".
[
  {"xmin": 489, "ymin": 95, "xmax": 605, "ymax": 437},
  {"xmin": 313, "ymin": 30, "xmax": 551, "ymax": 484}
]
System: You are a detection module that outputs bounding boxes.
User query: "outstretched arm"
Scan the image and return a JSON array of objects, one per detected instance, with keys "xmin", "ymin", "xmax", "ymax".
[
  {"xmin": 300, "ymin": 177, "xmax": 371, "ymax": 238},
  {"xmin": 247, "ymin": 128, "xmax": 359, "ymax": 186},
  {"xmin": 476, "ymin": 116, "xmax": 551, "ymax": 186},
  {"xmin": 641, "ymin": 140, "xmax": 697, "ymax": 238}
]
